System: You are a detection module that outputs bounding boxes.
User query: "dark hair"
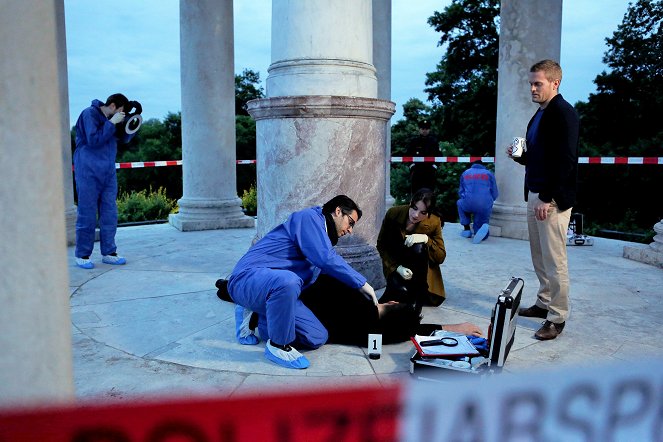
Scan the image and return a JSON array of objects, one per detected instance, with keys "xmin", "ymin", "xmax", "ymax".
[
  {"xmin": 322, "ymin": 195, "xmax": 362, "ymax": 220},
  {"xmin": 105, "ymin": 93, "xmax": 130, "ymax": 110},
  {"xmin": 410, "ymin": 188, "xmax": 435, "ymax": 216}
]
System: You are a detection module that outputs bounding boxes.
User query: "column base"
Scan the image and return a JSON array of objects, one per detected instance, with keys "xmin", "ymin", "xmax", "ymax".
[
  {"xmin": 623, "ymin": 220, "xmax": 663, "ymax": 268},
  {"xmin": 169, "ymin": 197, "xmax": 255, "ymax": 232},
  {"xmin": 490, "ymin": 202, "xmax": 529, "ymax": 240},
  {"xmin": 336, "ymin": 243, "xmax": 386, "ymax": 290},
  {"xmin": 623, "ymin": 246, "xmax": 663, "ymax": 269}
]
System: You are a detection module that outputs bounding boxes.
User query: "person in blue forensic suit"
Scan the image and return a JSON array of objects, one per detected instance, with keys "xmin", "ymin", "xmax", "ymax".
[
  {"xmin": 227, "ymin": 195, "xmax": 378, "ymax": 369},
  {"xmin": 456, "ymin": 160, "xmax": 499, "ymax": 244},
  {"xmin": 73, "ymin": 93, "xmax": 135, "ymax": 269}
]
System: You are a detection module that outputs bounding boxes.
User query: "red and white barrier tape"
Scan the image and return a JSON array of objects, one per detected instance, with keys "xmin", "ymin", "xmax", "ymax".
[
  {"xmin": 109, "ymin": 157, "xmax": 663, "ymax": 169},
  {"xmin": 390, "ymin": 156, "xmax": 663, "ymax": 164},
  {"xmin": 116, "ymin": 160, "xmax": 182, "ymax": 169},
  {"xmin": 3, "ymin": 356, "xmax": 663, "ymax": 441},
  {"xmin": 577, "ymin": 156, "xmax": 663, "ymax": 165},
  {"xmin": 391, "ymin": 156, "xmax": 494, "ymax": 163}
]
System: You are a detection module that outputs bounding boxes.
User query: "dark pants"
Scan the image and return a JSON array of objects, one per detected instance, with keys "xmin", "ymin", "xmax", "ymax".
[{"xmin": 379, "ymin": 243, "xmax": 435, "ymax": 309}]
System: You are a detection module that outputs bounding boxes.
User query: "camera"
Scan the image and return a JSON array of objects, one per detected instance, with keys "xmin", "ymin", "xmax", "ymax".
[{"xmin": 116, "ymin": 100, "xmax": 143, "ymax": 136}]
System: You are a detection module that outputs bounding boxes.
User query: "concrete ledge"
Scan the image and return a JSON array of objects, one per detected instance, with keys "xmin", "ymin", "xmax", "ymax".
[
  {"xmin": 623, "ymin": 245, "xmax": 663, "ymax": 269},
  {"xmin": 169, "ymin": 213, "xmax": 255, "ymax": 232}
]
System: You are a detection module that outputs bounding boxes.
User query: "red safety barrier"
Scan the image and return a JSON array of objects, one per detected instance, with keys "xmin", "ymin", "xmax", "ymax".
[
  {"xmin": 107, "ymin": 157, "xmax": 663, "ymax": 169},
  {"xmin": 0, "ymin": 384, "xmax": 401, "ymax": 442},
  {"xmin": 390, "ymin": 156, "xmax": 663, "ymax": 164}
]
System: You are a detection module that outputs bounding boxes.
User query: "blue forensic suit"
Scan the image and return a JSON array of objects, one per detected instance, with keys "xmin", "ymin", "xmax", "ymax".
[
  {"xmin": 227, "ymin": 206, "xmax": 367, "ymax": 348},
  {"xmin": 73, "ymin": 100, "xmax": 134, "ymax": 258},
  {"xmin": 456, "ymin": 163, "xmax": 499, "ymax": 233}
]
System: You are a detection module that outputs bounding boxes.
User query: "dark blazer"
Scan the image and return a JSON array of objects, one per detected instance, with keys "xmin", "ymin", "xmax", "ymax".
[{"xmin": 515, "ymin": 94, "xmax": 580, "ymax": 211}]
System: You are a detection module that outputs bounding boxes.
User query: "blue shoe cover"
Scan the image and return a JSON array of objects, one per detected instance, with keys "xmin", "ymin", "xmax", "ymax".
[
  {"xmin": 473, "ymin": 224, "xmax": 489, "ymax": 244},
  {"xmin": 76, "ymin": 257, "xmax": 94, "ymax": 269},
  {"xmin": 239, "ymin": 334, "xmax": 259, "ymax": 345},
  {"xmin": 235, "ymin": 305, "xmax": 259, "ymax": 345},
  {"xmin": 264, "ymin": 340, "xmax": 310, "ymax": 369},
  {"xmin": 460, "ymin": 230, "xmax": 472, "ymax": 238},
  {"xmin": 102, "ymin": 254, "xmax": 126, "ymax": 265}
]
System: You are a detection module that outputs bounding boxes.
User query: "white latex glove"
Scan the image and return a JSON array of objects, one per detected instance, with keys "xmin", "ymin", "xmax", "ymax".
[
  {"xmin": 404, "ymin": 233, "xmax": 428, "ymax": 247},
  {"xmin": 110, "ymin": 112, "xmax": 125, "ymax": 125},
  {"xmin": 359, "ymin": 282, "xmax": 378, "ymax": 306},
  {"xmin": 396, "ymin": 265, "xmax": 413, "ymax": 280}
]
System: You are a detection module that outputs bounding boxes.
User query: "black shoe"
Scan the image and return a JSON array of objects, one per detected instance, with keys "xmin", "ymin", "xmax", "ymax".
[
  {"xmin": 518, "ymin": 304, "xmax": 548, "ymax": 319},
  {"xmin": 215, "ymin": 279, "xmax": 232, "ymax": 302},
  {"xmin": 535, "ymin": 321, "xmax": 565, "ymax": 340}
]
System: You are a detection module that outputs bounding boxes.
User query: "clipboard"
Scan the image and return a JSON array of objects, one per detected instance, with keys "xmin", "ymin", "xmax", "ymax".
[{"xmin": 410, "ymin": 331, "xmax": 480, "ymax": 358}]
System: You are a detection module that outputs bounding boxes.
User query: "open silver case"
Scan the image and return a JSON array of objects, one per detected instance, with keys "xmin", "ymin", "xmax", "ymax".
[{"xmin": 410, "ymin": 277, "xmax": 523, "ymax": 380}]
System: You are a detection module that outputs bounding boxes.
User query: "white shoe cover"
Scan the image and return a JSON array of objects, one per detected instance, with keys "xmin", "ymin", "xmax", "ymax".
[
  {"xmin": 235, "ymin": 305, "xmax": 259, "ymax": 345},
  {"xmin": 264, "ymin": 340, "xmax": 309, "ymax": 369}
]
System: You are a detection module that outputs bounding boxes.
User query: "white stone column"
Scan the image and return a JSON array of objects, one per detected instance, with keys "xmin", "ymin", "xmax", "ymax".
[
  {"xmin": 249, "ymin": 0, "xmax": 395, "ymax": 287},
  {"xmin": 623, "ymin": 220, "xmax": 663, "ymax": 268},
  {"xmin": 0, "ymin": 0, "xmax": 74, "ymax": 405},
  {"xmin": 373, "ymin": 0, "xmax": 395, "ymax": 209},
  {"xmin": 170, "ymin": 0, "xmax": 254, "ymax": 231},
  {"xmin": 56, "ymin": 0, "xmax": 76, "ymax": 245},
  {"xmin": 491, "ymin": 0, "xmax": 562, "ymax": 239}
]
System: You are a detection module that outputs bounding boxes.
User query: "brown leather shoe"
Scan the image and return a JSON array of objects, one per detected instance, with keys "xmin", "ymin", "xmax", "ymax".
[
  {"xmin": 535, "ymin": 321, "xmax": 565, "ymax": 340},
  {"xmin": 518, "ymin": 304, "xmax": 548, "ymax": 319}
]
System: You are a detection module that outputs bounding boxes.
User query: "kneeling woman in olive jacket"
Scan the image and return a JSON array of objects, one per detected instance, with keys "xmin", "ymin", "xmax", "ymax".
[{"xmin": 377, "ymin": 188, "xmax": 446, "ymax": 307}]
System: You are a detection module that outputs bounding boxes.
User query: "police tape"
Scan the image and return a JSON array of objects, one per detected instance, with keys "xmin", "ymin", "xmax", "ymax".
[
  {"xmin": 2, "ymin": 357, "xmax": 662, "ymax": 441},
  {"xmin": 111, "ymin": 160, "xmax": 256, "ymax": 169},
  {"xmin": 109, "ymin": 157, "xmax": 663, "ymax": 169},
  {"xmin": 391, "ymin": 156, "xmax": 663, "ymax": 164}
]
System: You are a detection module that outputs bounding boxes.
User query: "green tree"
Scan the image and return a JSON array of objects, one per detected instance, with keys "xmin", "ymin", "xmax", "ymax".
[
  {"xmin": 424, "ymin": 0, "xmax": 500, "ymax": 156},
  {"xmin": 234, "ymin": 69, "xmax": 264, "ymax": 193},
  {"xmin": 391, "ymin": 98, "xmax": 432, "ymax": 155},
  {"xmin": 116, "ymin": 112, "xmax": 183, "ymax": 200},
  {"xmin": 235, "ymin": 69, "xmax": 265, "ymax": 116},
  {"xmin": 112, "ymin": 70, "xmax": 264, "ymax": 200},
  {"xmin": 574, "ymin": 0, "xmax": 662, "ymax": 238}
]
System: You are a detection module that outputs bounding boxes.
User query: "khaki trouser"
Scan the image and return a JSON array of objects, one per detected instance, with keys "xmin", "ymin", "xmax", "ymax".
[{"xmin": 527, "ymin": 192, "xmax": 571, "ymax": 323}]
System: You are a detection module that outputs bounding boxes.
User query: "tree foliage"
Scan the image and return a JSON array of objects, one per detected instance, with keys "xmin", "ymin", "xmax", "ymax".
[
  {"xmin": 391, "ymin": 0, "xmax": 499, "ymax": 221},
  {"xmin": 424, "ymin": 0, "xmax": 500, "ymax": 155},
  {"xmin": 391, "ymin": 0, "xmax": 659, "ymax": 238},
  {"xmin": 107, "ymin": 70, "xmax": 264, "ymax": 202},
  {"xmin": 575, "ymin": 0, "xmax": 662, "ymax": 236},
  {"xmin": 235, "ymin": 69, "xmax": 265, "ymax": 116},
  {"xmin": 576, "ymin": 0, "xmax": 662, "ymax": 156}
]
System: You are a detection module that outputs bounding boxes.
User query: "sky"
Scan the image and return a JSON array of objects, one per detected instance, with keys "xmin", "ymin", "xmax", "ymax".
[{"xmin": 64, "ymin": 0, "xmax": 631, "ymax": 126}]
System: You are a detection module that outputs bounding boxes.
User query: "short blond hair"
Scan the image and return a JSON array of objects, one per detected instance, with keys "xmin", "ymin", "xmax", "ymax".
[{"xmin": 530, "ymin": 59, "xmax": 562, "ymax": 83}]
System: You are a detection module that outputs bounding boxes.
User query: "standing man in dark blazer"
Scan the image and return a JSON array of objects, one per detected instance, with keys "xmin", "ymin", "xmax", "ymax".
[{"xmin": 506, "ymin": 59, "xmax": 579, "ymax": 340}]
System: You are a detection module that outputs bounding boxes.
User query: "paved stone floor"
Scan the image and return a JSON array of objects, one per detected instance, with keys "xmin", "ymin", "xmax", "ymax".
[{"xmin": 68, "ymin": 222, "xmax": 663, "ymax": 401}]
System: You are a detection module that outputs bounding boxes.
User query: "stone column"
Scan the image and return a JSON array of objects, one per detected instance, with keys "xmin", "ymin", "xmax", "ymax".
[
  {"xmin": 491, "ymin": 0, "xmax": 562, "ymax": 239},
  {"xmin": 623, "ymin": 220, "xmax": 663, "ymax": 268},
  {"xmin": 248, "ymin": 0, "xmax": 395, "ymax": 287},
  {"xmin": 170, "ymin": 0, "xmax": 254, "ymax": 231},
  {"xmin": 56, "ymin": 0, "xmax": 77, "ymax": 245},
  {"xmin": 0, "ymin": 0, "xmax": 74, "ymax": 405},
  {"xmin": 373, "ymin": 0, "xmax": 395, "ymax": 208}
]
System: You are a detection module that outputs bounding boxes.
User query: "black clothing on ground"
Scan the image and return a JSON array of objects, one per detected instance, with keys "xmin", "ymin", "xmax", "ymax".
[
  {"xmin": 378, "ymin": 243, "xmax": 442, "ymax": 308},
  {"xmin": 299, "ymin": 274, "xmax": 441, "ymax": 346}
]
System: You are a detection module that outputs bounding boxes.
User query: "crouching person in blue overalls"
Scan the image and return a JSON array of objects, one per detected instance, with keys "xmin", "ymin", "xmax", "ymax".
[
  {"xmin": 227, "ymin": 195, "xmax": 378, "ymax": 369},
  {"xmin": 457, "ymin": 160, "xmax": 499, "ymax": 244}
]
